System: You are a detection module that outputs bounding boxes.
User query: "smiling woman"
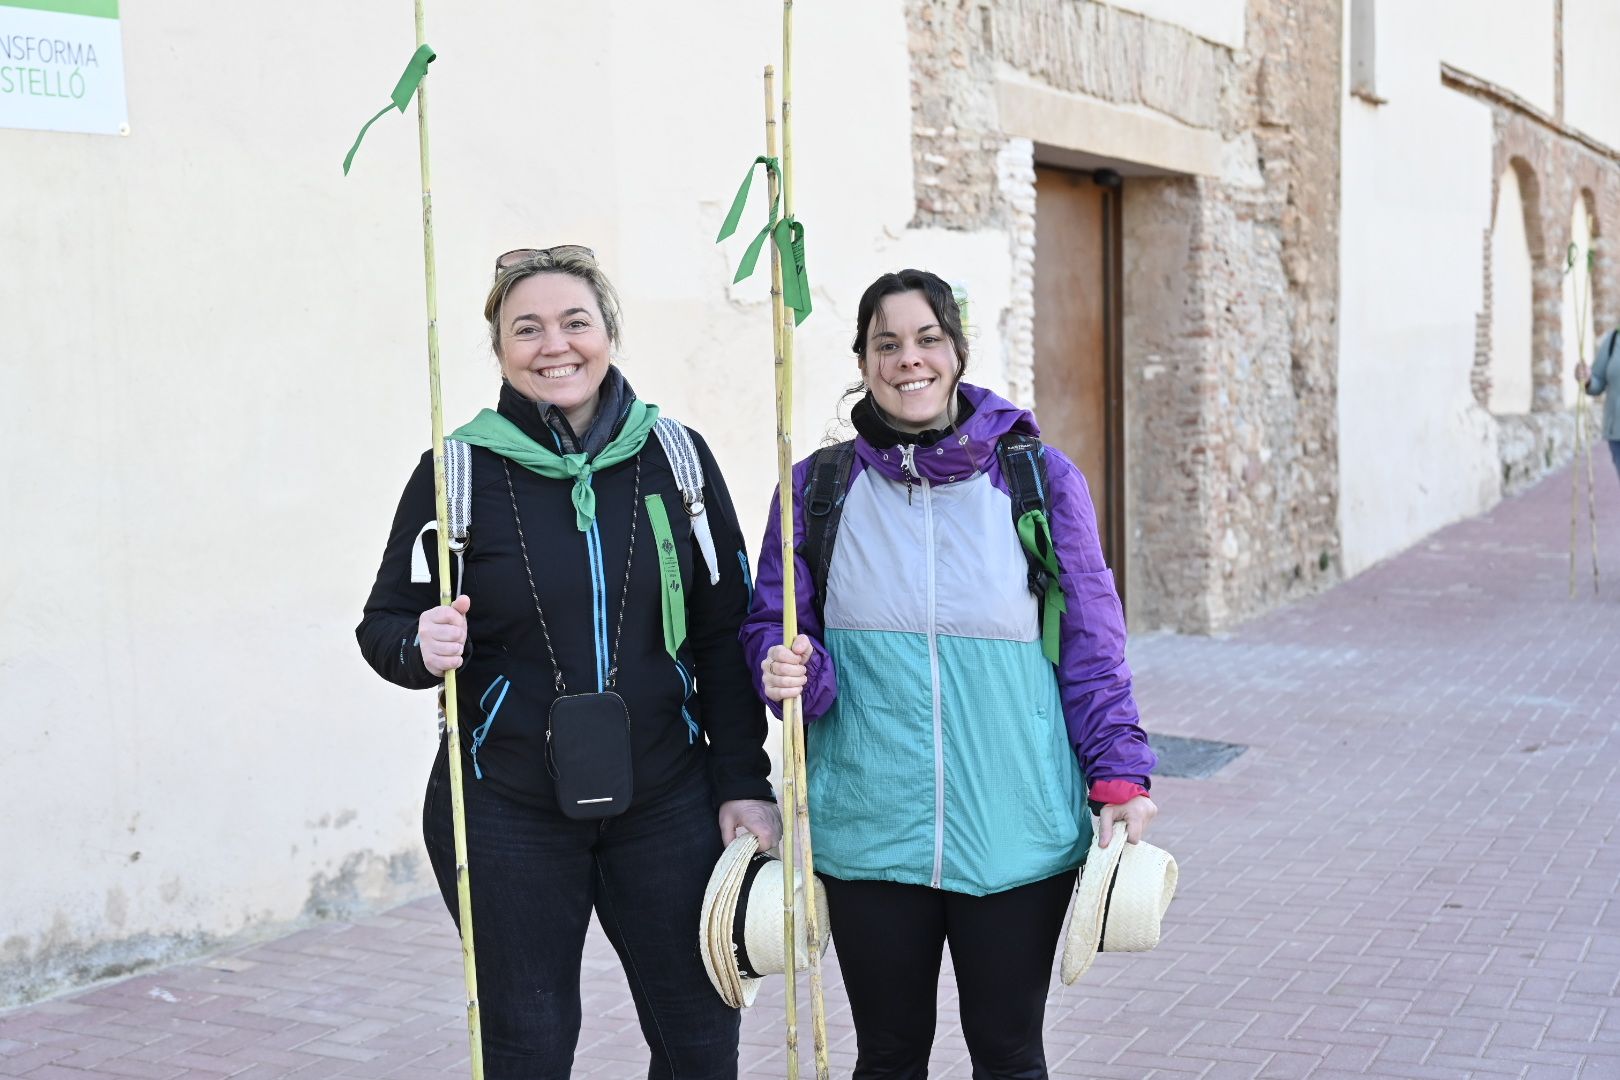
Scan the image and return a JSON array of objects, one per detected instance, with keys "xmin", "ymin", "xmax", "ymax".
[
  {"xmin": 355, "ymin": 246, "xmax": 780, "ymax": 1078},
  {"xmin": 742, "ymin": 267, "xmax": 1159, "ymax": 1078},
  {"xmin": 484, "ymin": 246, "xmax": 623, "ymax": 437}
]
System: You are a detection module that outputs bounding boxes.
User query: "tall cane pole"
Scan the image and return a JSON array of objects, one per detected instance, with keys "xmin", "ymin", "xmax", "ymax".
[
  {"xmin": 1570, "ymin": 244, "xmax": 1601, "ymax": 598},
  {"xmin": 412, "ymin": 3, "xmax": 484, "ymax": 1075},
  {"xmin": 761, "ymin": 65, "xmax": 803, "ymax": 1080},
  {"xmin": 1572, "ymin": 393, "xmax": 1585, "ymax": 599},
  {"xmin": 779, "ymin": 4, "xmax": 832, "ymax": 1077},
  {"xmin": 1580, "ymin": 251, "xmax": 1601, "ymax": 595}
]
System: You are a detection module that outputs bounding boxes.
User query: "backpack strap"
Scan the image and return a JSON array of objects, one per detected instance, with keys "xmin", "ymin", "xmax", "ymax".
[
  {"xmin": 651, "ymin": 417, "xmax": 721, "ymax": 585},
  {"xmin": 798, "ymin": 440, "xmax": 858, "ymax": 623},
  {"xmin": 995, "ymin": 433, "xmax": 1066, "ymax": 665},
  {"xmin": 996, "ymin": 432, "xmax": 1048, "ymax": 521},
  {"xmin": 410, "ymin": 438, "xmax": 471, "ymax": 597}
]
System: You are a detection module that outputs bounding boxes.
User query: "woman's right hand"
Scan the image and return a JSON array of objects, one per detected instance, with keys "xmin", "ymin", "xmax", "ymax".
[
  {"xmin": 418, "ymin": 595, "xmax": 471, "ymax": 677},
  {"xmin": 761, "ymin": 635, "xmax": 813, "ymax": 702},
  {"xmin": 1576, "ymin": 361, "xmax": 1591, "ymax": 385}
]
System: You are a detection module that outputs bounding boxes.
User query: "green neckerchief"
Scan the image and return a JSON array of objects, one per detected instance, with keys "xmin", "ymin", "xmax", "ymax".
[{"xmin": 451, "ymin": 400, "xmax": 661, "ymax": 531}]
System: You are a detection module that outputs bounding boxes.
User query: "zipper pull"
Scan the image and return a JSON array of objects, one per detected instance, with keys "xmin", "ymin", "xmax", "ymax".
[{"xmin": 900, "ymin": 444, "xmax": 918, "ymax": 505}]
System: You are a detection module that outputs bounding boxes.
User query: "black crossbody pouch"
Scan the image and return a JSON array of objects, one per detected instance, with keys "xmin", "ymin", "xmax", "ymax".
[{"xmin": 546, "ymin": 691, "xmax": 633, "ymax": 820}]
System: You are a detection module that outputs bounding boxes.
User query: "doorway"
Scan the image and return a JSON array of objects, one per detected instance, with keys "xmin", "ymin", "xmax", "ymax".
[{"xmin": 1033, "ymin": 164, "xmax": 1126, "ymax": 601}]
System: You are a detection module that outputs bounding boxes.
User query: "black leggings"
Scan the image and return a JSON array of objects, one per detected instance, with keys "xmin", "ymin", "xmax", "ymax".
[{"xmin": 821, "ymin": 869, "xmax": 1078, "ymax": 1080}]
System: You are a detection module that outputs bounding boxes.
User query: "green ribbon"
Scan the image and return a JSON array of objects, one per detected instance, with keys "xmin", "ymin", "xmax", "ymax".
[
  {"xmin": 644, "ymin": 494, "xmax": 688, "ymax": 660},
  {"xmin": 1015, "ymin": 509, "xmax": 1068, "ymax": 665},
  {"xmin": 715, "ymin": 157, "xmax": 812, "ymax": 324},
  {"xmin": 343, "ymin": 44, "xmax": 437, "ymax": 176},
  {"xmin": 449, "ymin": 401, "xmax": 661, "ymax": 531}
]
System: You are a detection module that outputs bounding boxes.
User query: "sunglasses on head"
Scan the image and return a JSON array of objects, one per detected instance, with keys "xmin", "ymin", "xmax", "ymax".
[{"xmin": 495, "ymin": 245, "xmax": 597, "ymax": 270}]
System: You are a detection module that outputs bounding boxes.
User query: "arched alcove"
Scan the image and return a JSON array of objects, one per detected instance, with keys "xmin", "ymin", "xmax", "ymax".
[
  {"xmin": 1560, "ymin": 196, "xmax": 1597, "ymax": 407},
  {"xmin": 1488, "ymin": 164, "xmax": 1535, "ymax": 415}
]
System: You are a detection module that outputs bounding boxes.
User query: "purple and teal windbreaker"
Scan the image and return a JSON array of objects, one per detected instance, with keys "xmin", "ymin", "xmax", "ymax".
[{"xmin": 742, "ymin": 383, "xmax": 1155, "ymax": 896}]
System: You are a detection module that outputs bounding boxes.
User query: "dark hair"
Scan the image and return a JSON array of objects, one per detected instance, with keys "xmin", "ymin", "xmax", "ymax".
[{"xmin": 851, "ymin": 269, "xmax": 969, "ymax": 382}]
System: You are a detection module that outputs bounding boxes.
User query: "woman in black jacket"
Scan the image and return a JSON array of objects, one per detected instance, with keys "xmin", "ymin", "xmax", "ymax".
[{"xmin": 356, "ymin": 245, "xmax": 778, "ymax": 1080}]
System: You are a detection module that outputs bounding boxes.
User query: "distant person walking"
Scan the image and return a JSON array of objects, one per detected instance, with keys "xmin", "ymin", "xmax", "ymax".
[{"xmin": 1575, "ymin": 328, "xmax": 1620, "ymax": 487}]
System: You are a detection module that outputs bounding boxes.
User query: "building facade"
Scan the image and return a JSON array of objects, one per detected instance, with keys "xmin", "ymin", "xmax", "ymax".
[{"xmin": 3, "ymin": 0, "xmax": 1616, "ymax": 1003}]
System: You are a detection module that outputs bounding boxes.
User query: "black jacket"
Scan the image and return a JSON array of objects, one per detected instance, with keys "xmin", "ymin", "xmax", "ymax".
[{"xmin": 356, "ymin": 391, "xmax": 773, "ymax": 811}]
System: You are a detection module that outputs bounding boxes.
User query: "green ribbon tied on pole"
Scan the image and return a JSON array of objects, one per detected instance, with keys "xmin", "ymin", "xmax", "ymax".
[
  {"xmin": 715, "ymin": 156, "xmax": 813, "ymax": 324},
  {"xmin": 1015, "ymin": 509, "xmax": 1069, "ymax": 665},
  {"xmin": 342, "ymin": 44, "xmax": 437, "ymax": 175}
]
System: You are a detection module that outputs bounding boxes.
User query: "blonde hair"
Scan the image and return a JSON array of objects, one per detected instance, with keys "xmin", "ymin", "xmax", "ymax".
[{"xmin": 483, "ymin": 248, "xmax": 624, "ymax": 356}]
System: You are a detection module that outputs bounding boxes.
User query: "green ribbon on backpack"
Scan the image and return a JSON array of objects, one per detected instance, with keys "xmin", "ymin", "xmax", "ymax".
[
  {"xmin": 643, "ymin": 494, "xmax": 687, "ymax": 660},
  {"xmin": 449, "ymin": 401, "xmax": 661, "ymax": 532},
  {"xmin": 342, "ymin": 44, "xmax": 436, "ymax": 176},
  {"xmin": 1015, "ymin": 509, "xmax": 1068, "ymax": 665}
]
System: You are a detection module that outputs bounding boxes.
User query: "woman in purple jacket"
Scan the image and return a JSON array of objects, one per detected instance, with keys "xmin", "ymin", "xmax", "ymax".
[{"xmin": 743, "ymin": 269, "xmax": 1158, "ymax": 1079}]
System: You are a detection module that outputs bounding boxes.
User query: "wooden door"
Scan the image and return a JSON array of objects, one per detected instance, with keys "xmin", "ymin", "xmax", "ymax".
[{"xmin": 1034, "ymin": 165, "xmax": 1125, "ymax": 598}]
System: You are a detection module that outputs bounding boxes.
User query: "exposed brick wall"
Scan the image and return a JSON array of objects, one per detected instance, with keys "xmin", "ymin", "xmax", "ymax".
[
  {"xmin": 902, "ymin": 0, "xmax": 1342, "ymax": 632},
  {"xmin": 1467, "ymin": 88, "xmax": 1620, "ymax": 493}
]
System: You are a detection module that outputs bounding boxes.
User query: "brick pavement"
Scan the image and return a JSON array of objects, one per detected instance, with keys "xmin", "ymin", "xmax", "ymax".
[{"xmin": 4, "ymin": 465, "xmax": 1619, "ymax": 1078}]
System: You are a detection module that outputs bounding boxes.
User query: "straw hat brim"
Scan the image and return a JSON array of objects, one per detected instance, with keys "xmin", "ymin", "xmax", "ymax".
[
  {"xmin": 1060, "ymin": 820, "xmax": 1177, "ymax": 985},
  {"xmin": 699, "ymin": 834, "xmax": 758, "ymax": 1008}
]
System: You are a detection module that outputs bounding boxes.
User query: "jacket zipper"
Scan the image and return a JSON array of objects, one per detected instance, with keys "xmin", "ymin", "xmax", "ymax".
[
  {"xmin": 902, "ymin": 445, "xmax": 945, "ymax": 889},
  {"xmin": 586, "ymin": 516, "xmax": 608, "ymax": 691}
]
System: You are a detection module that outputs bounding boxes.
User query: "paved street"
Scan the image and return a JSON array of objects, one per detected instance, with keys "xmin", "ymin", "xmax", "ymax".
[{"xmin": 3, "ymin": 466, "xmax": 1618, "ymax": 1079}]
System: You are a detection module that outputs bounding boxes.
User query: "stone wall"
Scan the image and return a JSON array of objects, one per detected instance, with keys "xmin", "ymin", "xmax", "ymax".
[
  {"xmin": 903, "ymin": 0, "xmax": 1342, "ymax": 631},
  {"xmin": 1457, "ymin": 68, "xmax": 1620, "ymax": 492}
]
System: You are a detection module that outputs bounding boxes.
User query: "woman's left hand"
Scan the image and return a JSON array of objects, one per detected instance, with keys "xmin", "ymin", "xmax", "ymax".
[
  {"xmin": 718, "ymin": 799, "xmax": 782, "ymax": 851},
  {"xmin": 1097, "ymin": 795, "xmax": 1157, "ymax": 848}
]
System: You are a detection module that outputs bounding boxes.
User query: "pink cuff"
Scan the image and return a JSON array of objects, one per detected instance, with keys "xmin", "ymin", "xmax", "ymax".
[{"xmin": 1089, "ymin": 779, "xmax": 1150, "ymax": 805}]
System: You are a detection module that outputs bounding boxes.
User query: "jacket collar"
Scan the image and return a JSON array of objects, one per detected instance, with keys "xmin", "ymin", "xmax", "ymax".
[
  {"xmin": 496, "ymin": 366, "xmax": 635, "ymax": 459},
  {"xmin": 853, "ymin": 382, "xmax": 1038, "ymax": 485}
]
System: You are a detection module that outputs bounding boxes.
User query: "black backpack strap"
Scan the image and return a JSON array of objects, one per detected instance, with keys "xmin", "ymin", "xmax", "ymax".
[
  {"xmin": 797, "ymin": 440, "xmax": 857, "ymax": 623},
  {"xmin": 996, "ymin": 432, "xmax": 1056, "ymax": 585},
  {"xmin": 997, "ymin": 433, "xmax": 1067, "ymax": 664}
]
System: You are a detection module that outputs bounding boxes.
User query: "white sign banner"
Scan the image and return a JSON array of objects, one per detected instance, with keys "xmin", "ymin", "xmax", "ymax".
[{"xmin": 0, "ymin": 1, "xmax": 127, "ymax": 136}]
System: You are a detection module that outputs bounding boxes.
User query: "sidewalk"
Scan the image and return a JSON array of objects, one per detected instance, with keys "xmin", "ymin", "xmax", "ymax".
[{"xmin": 4, "ymin": 466, "xmax": 1618, "ymax": 1079}]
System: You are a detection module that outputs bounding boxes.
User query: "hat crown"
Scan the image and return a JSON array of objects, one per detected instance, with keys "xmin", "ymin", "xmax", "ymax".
[{"xmin": 1060, "ymin": 821, "xmax": 1178, "ymax": 985}]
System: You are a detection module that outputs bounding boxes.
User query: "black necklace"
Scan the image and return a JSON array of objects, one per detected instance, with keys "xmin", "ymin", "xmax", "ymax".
[{"xmin": 502, "ymin": 457, "xmax": 642, "ymax": 692}]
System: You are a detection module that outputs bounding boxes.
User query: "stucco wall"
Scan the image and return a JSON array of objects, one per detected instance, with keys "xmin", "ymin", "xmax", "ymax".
[
  {"xmin": 1490, "ymin": 165, "xmax": 1537, "ymax": 415},
  {"xmin": 1338, "ymin": 3, "xmax": 1508, "ymax": 577},
  {"xmin": 1564, "ymin": 0, "xmax": 1620, "ymax": 150},
  {"xmin": 0, "ymin": 0, "xmax": 1021, "ymax": 1004},
  {"xmin": 1435, "ymin": 0, "xmax": 1557, "ymax": 114}
]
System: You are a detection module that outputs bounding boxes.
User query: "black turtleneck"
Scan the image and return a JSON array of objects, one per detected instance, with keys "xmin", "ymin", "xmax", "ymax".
[
  {"xmin": 851, "ymin": 389, "xmax": 975, "ymax": 449},
  {"xmin": 498, "ymin": 365, "xmax": 634, "ymax": 459}
]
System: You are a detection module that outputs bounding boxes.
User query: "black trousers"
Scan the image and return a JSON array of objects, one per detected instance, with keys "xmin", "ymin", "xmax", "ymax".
[
  {"xmin": 821, "ymin": 869, "xmax": 1078, "ymax": 1080},
  {"xmin": 423, "ymin": 745, "xmax": 739, "ymax": 1080}
]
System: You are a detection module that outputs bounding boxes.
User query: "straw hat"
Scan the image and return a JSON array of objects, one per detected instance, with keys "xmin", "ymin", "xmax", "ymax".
[
  {"xmin": 699, "ymin": 834, "xmax": 830, "ymax": 1008},
  {"xmin": 1060, "ymin": 819, "xmax": 1178, "ymax": 985}
]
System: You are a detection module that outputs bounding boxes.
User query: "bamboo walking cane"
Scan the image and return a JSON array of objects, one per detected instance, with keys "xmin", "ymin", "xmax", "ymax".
[
  {"xmin": 1580, "ymin": 252, "xmax": 1601, "ymax": 596},
  {"xmin": 341, "ymin": 9, "xmax": 482, "ymax": 1074},
  {"xmin": 778, "ymin": 4, "xmax": 832, "ymax": 1077},
  {"xmin": 713, "ymin": 20, "xmax": 823, "ymax": 1077},
  {"xmin": 1569, "ymin": 244, "xmax": 1601, "ymax": 598},
  {"xmin": 411, "ymin": 3, "xmax": 487, "ymax": 1070},
  {"xmin": 761, "ymin": 64, "xmax": 805, "ymax": 1080},
  {"xmin": 1572, "ymin": 389, "xmax": 1585, "ymax": 599}
]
